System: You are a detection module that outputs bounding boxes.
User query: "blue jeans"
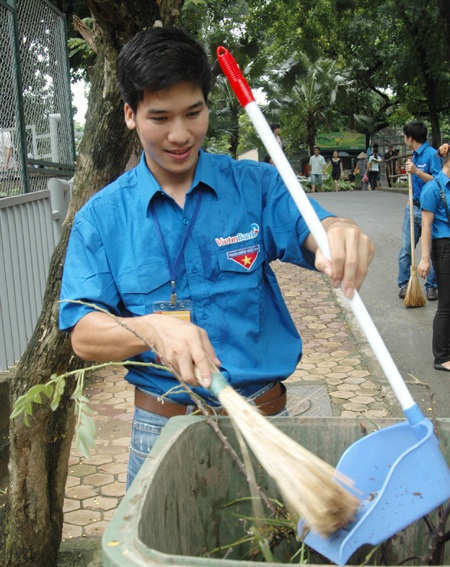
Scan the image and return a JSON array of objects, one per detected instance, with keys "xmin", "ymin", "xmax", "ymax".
[
  {"xmin": 398, "ymin": 204, "xmax": 437, "ymax": 289},
  {"xmin": 126, "ymin": 382, "xmax": 289, "ymax": 489},
  {"xmin": 310, "ymin": 174, "xmax": 322, "ymax": 187}
]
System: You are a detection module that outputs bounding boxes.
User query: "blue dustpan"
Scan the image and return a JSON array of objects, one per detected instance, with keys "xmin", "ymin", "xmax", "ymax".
[
  {"xmin": 217, "ymin": 46, "xmax": 450, "ymax": 566},
  {"xmin": 302, "ymin": 406, "xmax": 450, "ymax": 565}
]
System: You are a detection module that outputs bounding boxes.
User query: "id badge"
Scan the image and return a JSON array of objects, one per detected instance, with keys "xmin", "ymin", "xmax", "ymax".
[{"xmin": 153, "ymin": 299, "xmax": 193, "ymax": 322}]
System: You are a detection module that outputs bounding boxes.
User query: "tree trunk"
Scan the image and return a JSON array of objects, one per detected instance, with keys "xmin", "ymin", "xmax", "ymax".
[
  {"xmin": 306, "ymin": 110, "xmax": 316, "ymax": 155},
  {"xmin": 436, "ymin": 0, "xmax": 450, "ymax": 59},
  {"xmin": 3, "ymin": 1, "xmax": 184, "ymax": 565}
]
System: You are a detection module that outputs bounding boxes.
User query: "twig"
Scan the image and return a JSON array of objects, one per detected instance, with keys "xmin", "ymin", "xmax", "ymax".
[{"xmin": 60, "ymin": 299, "xmax": 278, "ymax": 515}]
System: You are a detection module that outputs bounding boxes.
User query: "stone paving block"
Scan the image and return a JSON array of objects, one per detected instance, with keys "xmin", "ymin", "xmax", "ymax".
[
  {"xmin": 101, "ymin": 482, "xmax": 126, "ymax": 497},
  {"xmin": 65, "ymin": 484, "xmax": 99, "ymax": 500},
  {"xmin": 99, "ymin": 462, "xmax": 128, "ymax": 475},
  {"xmin": 66, "ymin": 475, "xmax": 80, "ymax": 488},
  {"xmin": 83, "ymin": 473, "xmax": 115, "ymax": 487},
  {"xmin": 343, "ymin": 403, "xmax": 371, "ymax": 412},
  {"xmin": 351, "ymin": 395, "xmax": 376, "ymax": 404},
  {"xmin": 330, "ymin": 390, "xmax": 355, "ymax": 400},
  {"xmin": 337, "ymin": 384, "xmax": 360, "ymax": 392},
  {"xmin": 62, "ymin": 523, "xmax": 83, "ymax": 540},
  {"xmin": 64, "ymin": 509, "xmax": 101, "ymax": 526},
  {"xmin": 69, "ymin": 463, "xmax": 97, "ymax": 477},
  {"xmin": 345, "ymin": 377, "xmax": 367, "ymax": 385},
  {"xmin": 84, "ymin": 495, "xmax": 118, "ymax": 511},
  {"xmin": 82, "ymin": 454, "xmax": 114, "ymax": 466},
  {"xmin": 63, "ymin": 498, "xmax": 81, "ymax": 513},
  {"xmin": 84, "ymin": 520, "xmax": 110, "ymax": 537}
]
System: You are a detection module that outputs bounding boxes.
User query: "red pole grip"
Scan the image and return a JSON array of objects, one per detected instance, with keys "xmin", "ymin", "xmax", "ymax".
[{"xmin": 216, "ymin": 46, "xmax": 255, "ymax": 108}]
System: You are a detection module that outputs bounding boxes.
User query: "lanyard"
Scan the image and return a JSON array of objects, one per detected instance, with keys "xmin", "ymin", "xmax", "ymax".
[{"xmin": 150, "ymin": 191, "xmax": 203, "ymax": 305}]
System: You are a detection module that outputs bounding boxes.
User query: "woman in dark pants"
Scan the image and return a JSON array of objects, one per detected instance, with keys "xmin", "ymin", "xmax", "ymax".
[{"xmin": 418, "ymin": 143, "xmax": 450, "ymax": 371}]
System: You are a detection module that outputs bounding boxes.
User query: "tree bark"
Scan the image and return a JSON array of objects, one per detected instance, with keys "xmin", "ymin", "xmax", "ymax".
[{"xmin": 3, "ymin": 1, "xmax": 184, "ymax": 565}]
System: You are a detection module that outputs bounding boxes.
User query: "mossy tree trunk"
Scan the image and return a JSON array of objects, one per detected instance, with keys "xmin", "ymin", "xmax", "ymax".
[{"xmin": 3, "ymin": 1, "xmax": 184, "ymax": 565}]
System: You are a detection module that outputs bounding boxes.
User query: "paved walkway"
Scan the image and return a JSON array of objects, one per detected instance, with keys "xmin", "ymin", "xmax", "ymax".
[{"xmin": 62, "ymin": 262, "xmax": 393, "ymax": 541}]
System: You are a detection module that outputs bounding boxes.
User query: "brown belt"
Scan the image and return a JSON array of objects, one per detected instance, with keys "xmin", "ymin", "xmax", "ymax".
[{"xmin": 134, "ymin": 382, "xmax": 287, "ymax": 418}]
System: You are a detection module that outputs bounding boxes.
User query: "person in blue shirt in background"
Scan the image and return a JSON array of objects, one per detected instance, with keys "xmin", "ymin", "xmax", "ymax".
[
  {"xmin": 418, "ymin": 143, "xmax": 450, "ymax": 372},
  {"xmin": 398, "ymin": 120, "xmax": 441, "ymax": 301},
  {"xmin": 59, "ymin": 27, "xmax": 374, "ymax": 487}
]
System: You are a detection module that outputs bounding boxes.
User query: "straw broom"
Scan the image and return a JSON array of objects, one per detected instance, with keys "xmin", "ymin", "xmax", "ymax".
[
  {"xmin": 404, "ymin": 173, "xmax": 426, "ymax": 307},
  {"xmin": 198, "ymin": 363, "xmax": 360, "ymax": 537}
]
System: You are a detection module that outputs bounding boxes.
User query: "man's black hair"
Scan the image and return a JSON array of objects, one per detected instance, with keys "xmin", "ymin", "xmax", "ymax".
[
  {"xmin": 117, "ymin": 27, "xmax": 212, "ymax": 113},
  {"xmin": 271, "ymin": 123, "xmax": 280, "ymax": 131},
  {"xmin": 403, "ymin": 120, "xmax": 428, "ymax": 144}
]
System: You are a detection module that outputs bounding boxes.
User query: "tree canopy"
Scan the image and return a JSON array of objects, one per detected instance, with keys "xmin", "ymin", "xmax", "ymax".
[{"xmin": 61, "ymin": 0, "xmax": 450, "ymax": 156}]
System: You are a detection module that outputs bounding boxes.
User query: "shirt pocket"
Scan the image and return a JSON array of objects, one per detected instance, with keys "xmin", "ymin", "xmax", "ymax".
[
  {"xmin": 216, "ymin": 243, "xmax": 266, "ymax": 277},
  {"xmin": 116, "ymin": 262, "xmax": 170, "ymax": 315}
]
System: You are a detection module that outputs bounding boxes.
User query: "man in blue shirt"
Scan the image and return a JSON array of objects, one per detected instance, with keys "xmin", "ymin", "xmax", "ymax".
[
  {"xmin": 398, "ymin": 120, "xmax": 441, "ymax": 301},
  {"xmin": 59, "ymin": 27, "xmax": 374, "ymax": 487}
]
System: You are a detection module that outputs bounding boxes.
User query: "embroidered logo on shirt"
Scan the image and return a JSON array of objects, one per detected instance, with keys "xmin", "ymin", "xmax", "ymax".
[
  {"xmin": 227, "ymin": 245, "xmax": 260, "ymax": 270},
  {"xmin": 215, "ymin": 223, "xmax": 260, "ymax": 247}
]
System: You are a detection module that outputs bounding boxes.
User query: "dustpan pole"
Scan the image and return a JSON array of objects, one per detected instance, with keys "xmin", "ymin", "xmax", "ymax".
[{"xmin": 217, "ymin": 47, "xmax": 423, "ymax": 425}]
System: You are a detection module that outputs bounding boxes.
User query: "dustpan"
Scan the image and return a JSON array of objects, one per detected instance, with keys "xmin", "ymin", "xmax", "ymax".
[{"xmin": 217, "ymin": 46, "xmax": 450, "ymax": 565}]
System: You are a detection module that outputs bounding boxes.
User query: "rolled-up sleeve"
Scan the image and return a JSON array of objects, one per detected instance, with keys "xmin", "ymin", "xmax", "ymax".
[{"xmin": 59, "ymin": 215, "xmax": 120, "ymax": 332}]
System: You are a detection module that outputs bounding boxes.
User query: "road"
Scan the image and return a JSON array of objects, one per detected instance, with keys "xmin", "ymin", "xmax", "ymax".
[{"xmin": 311, "ymin": 189, "xmax": 448, "ymax": 418}]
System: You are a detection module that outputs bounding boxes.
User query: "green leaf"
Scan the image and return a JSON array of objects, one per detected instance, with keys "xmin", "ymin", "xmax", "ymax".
[
  {"xmin": 43, "ymin": 383, "xmax": 54, "ymax": 399},
  {"xmin": 50, "ymin": 395, "xmax": 62, "ymax": 412}
]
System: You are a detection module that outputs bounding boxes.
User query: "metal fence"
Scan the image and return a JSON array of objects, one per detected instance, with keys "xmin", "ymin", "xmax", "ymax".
[
  {"xmin": 0, "ymin": 179, "xmax": 71, "ymax": 371},
  {"xmin": 0, "ymin": 0, "xmax": 75, "ymax": 197}
]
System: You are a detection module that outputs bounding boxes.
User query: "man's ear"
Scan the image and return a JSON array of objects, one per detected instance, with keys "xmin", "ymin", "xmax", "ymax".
[{"xmin": 124, "ymin": 103, "xmax": 136, "ymax": 130}]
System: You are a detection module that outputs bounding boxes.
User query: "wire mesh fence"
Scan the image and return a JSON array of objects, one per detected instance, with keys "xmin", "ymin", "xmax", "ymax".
[{"xmin": 0, "ymin": 0, "xmax": 75, "ymax": 196}]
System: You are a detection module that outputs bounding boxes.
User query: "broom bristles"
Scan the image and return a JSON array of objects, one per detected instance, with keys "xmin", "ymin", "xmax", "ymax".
[
  {"xmin": 404, "ymin": 265, "xmax": 426, "ymax": 308},
  {"xmin": 217, "ymin": 385, "xmax": 360, "ymax": 537}
]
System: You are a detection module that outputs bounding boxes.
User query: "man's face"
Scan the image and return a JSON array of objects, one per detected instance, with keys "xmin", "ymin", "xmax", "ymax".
[
  {"xmin": 314, "ymin": 148, "xmax": 320, "ymax": 156},
  {"xmin": 124, "ymin": 83, "xmax": 209, "ymax": 187},
  {"xmin": 404, "ymin": 135, "xmax": 413, "ymax": 150}
]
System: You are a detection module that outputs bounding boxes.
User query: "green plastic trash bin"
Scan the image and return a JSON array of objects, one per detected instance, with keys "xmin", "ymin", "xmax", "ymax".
[{"xmin": 102, "ymin": 416, "xmax": 450, "ymax": 566}]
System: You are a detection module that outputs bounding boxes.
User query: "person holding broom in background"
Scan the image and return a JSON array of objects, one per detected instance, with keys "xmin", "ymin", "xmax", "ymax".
[
  {"xmin": 397, "ymin": 120, "xmax": 441, "ymax": 301},
  {"xmin": 59, "ymin": 26, "xmax": 374, "ymax": 488},
  {"xmin": 418, "ymin": 143, "xmax": 450, "ymax": 371}
]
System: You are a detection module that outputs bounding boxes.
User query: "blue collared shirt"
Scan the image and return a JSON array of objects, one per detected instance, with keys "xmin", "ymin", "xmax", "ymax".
[
  {"xmin": 412, "ymin": 141, "xmax": 441, "ymax": 202},
  {"xmin": 59, "ymin": 150, "xmax": 333, "ymax": 403},
  {"xmin": 421, "ymin": 170, "xmax": 450, "ymax": 240}
]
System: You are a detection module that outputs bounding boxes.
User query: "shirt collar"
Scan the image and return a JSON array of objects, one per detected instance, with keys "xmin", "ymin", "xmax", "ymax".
[
  {"xmin": 438, "ymin": 169, "xmax": 450, "ymax": 188},
  {"xmin": 413, "ymin": 141, "xmax": 430, "ymax": 158},
  {"xmin": 134, "ymin": 149, "xmax": 218, "ymax": 209}
]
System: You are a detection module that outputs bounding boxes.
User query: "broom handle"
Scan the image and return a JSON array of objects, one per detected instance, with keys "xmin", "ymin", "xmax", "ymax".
[
  {"xmin": 408, "ymin": 173, "xmax": 415, "ymax": 265},
  {"xmin": 217, "ymin": 47, "xmax": 423, "ymax": 424}
]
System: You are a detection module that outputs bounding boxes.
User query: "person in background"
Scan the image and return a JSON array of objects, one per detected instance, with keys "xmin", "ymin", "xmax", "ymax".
[
  {"xmin": 331, "ymin": 150, "xmax": 344, "ymax": 192},
  {"xmin": 417, "ymin": 143, "xmax": 450, "ymax": 371},
  {"xmin": 367, "ymin": 144, "xmax": 382, "ymax": 190},
  {"xmin": 354, "ymin": 152, "xmax": 369, "ymax": 191},
  {"xmin": 271, "ymin": 123, "xmax": 282, "ymax": 147},
  {"xmin": 308, "ymin": 146, "xmax": 327, "ymax": 192},
  {"xmin": 59, "ymin": 27, "xmax": 375, "ymax": 488},
  {"xmin": 0, "ymin": 129, "xmax": 14, "ymax": 171},
  {"xmin": 397, "ymin": 120, "xmax": 441, "ymax": 301},
  {"xmin": 384, "ymin": 144, "xmax": 398, "ymax": 187}
]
